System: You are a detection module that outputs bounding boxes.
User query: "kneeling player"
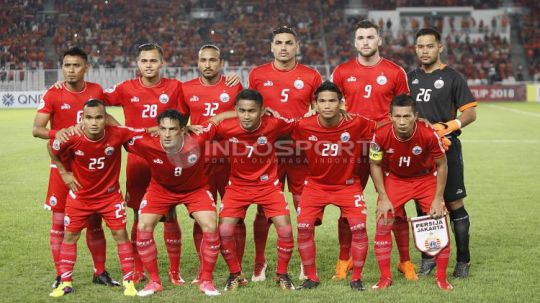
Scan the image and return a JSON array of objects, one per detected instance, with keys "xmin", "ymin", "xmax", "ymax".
[
  {"xmin": 125, "ymin": 109, "xmax": 221, "ymax": 297},
  {"xmin": 48, "ymin": 100, "xmax": 140, "ymax": 297},
  {"xmin": 370, "ymin": 94, "xmax": 452, "ymax": 290},
  {"xmin": 293, "ymin": 81, "xmax": 376, "ymax": 290},
  {"xmin": 216, "ymin": 89, "xmax": 296, "ymax": 291}
]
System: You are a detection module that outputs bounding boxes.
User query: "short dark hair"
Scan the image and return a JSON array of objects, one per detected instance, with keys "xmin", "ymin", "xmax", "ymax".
[
  {"xmin": 390, "ymin": 94, "xmax": 416, "ymax": 113},
  {"xmin": 315, "ymin": 81, "xmax": 343, "ymax": 101},
  {"xmin": 199, "ymin": 44, "xmax": 222, "ymax": 58},
  {"xmin": 415, "ymin": 27, "xmax": 441, "ymax": 43},
  {"xmin": 137, "ymin": 43, "xmax": 164, "ymax": 59},
  {"xmin": 234, "ymin": 89, "xmax": 263, "ymax": 108},
  {"xmin": 157, "ymin": 109, "xmax": 188, "ymax": 128},
  {"xmin": 354, "ymin": 19, "xmax": 379, "ymax": 33},
  {"xmin": 62, "ymin": 47, "xmax": 88, "ymax": 63},
  {"xmin": 83, "ymin": 99, "xmax": 106, "ymax": 113},
  {"xmin": 272, "ymin": 26, "xmax": 298, "ymax": 40}
]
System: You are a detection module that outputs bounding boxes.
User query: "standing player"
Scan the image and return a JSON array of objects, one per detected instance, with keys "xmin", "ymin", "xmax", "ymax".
[
  {"xmin": 125, "ymin": 110, "xmax": 222, "ymax": 297},
  {"xmin": 180, "ymin": 44, "xmax": 244, "ymax": 281},
  {"xmin": 32, "ymin": 47, "xmax": 116, "ymax": 288},
  {"xmin": 369, "ymin": 94, "xmax": 452, "ymax": 290},
  {"xmin": 248, "ymin": 26, "xmax": 322, "ymax": 281},
  {"xmin": 408, "ymin": 28, "xmax": 477, "ymax": 278},
  {"xmin": 293, "ymin": 82, "xmax": 376, "ymax": 291},
  {"xmin": 216, "ymin": 89, "xmax": 296, "ymax": 291},
  {"xmin": 48, "ymin": 100, "xmax": 141, "ymax": 297},
  {"xmin": 331, "ymin": 19, "xmax": 413, "ymax": 281}
]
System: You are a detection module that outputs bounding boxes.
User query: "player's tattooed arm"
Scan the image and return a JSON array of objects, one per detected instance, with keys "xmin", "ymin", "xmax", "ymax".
[
  {"xmin": 370, "ymin": 157, "xmax": 394, "ymax": 224},
  {"xmin": 47, "ymin": 144, "xmax": 81, "ymax": 192},
  {"xmin": 430, "ymin": 155, "xmax": 448, "ymax": 218},
  {"xmin": 224, "ymin": 72, "xmax": 241, "ymax": 87}
]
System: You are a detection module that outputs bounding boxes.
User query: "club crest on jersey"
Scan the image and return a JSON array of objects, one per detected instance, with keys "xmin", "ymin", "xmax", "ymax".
[
  {"xmin": 434, "ymin": 79, "xmax": 445, "ymax": 89},
  {"xmin": 257, "ymin": 136, "xmax": 268, "ymax": 145},
  {"xmin": 190, "ymin": 95, "xmax": 199, "ymax": 102},
  {"xmin": 340, "ymin": 132, "xmax": 351, "ymax": 142},
  {"xmin": 130, "ymin": 96, "xmax": 140, "ymax": 103},
  {"xmin": 37, "ymin": 98, "xmax": 45, "ymax": 110},
  {"xmin": 294, "ymin": 79, "xmax": 304, "ymax": 89},
  {"xmin": 347, "ymin": 76, "xmax": 357, "ymax": 82},
  {"xmin": 412, "ymin": 78, "xmax": 419, "ymax": 85},
  {"xmin": 49, "ymin": 195, "xmax": 57, "ymax": 206},
  {"xmin": 220, "ymin": 92, "xmax": 230, "ymax": 103},
  {"xmin": 140, "ymin": 200, "xmax": 147, "ymax": 209},
  {"xmin": 377, "ymin": 75, "xmax": 387, "ymax": 85},
  {"xmin": 159, "ymin": 93, "xmax": 169, "ymax": 104},
  {"xmin": 263, "ymin": 80, "xmax": 273, "ymax": 87},
  {"xmin": 370, "ymin": 142, "xmax": 380, "ymax": 152},
  {"xmin": 61, "ymin": 103, "xmax": 71, "ymax": 110},
  {"xmin": 52, "ymin": 140, "xmax": 61, "ymax": 151},
  {"xmin": 412, "ymin": 145, "xmax": 422, "ymax": 155},
  {"xmin": 64, "ymin": 216, "xmax": 70, "ymax": 226},
  {"xmin": 104, "ymin": 146, "xmax": 114, "ymax": 156},
  {"xmin": 188, "ymin": 153, "xmax": 198, "ymax": 164}
]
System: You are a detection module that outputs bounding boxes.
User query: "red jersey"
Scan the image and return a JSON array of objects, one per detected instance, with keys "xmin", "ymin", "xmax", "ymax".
[
  {"xmin": 49, "ymin": 126, "xmax": 145, "ymax": 202},
  {"xmin": 214, "ymin": 116, "xmax": 296, "ymax": 186},
  {"xmin": 103, "ymin": 78, "xmax": 185, "ymax": 128},
  {"xmin": 370, "ymin": 121, "xmax": 445, "ymax": 178},
  {"xmin": 38, "ymin": 82, "xmax": 105, "ymax": 130},
  {"xmin": 331, "ymin": 58, "xmax": 409, "ymax": 121},
  {"xmin": 124, "ymin": 125, "xmax": 215, "ymax": 194},
  {"xmin": 249, "ymin": 62, "xmax": 322, "ymax": 119},
  {"xmin": 180, "ymin": 76, "xmax": 242, "ymax": 125},
  {"xmin": 292, "ymin": 115, "xmax": 376, "ymax": 190}
]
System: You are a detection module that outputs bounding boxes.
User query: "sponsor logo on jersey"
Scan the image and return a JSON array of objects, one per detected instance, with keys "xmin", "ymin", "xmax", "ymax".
[
  {"xmin": 188, "ymin": 153, "xmax": 198, "ymax": 164},
  {"xmin": 229, "ymin": 137, "xmax": 239, "ymax": 143},
  {"xmin": 308, "ymin": 135, "xmax": 318, "ymax": 142},
  {"xmin": 347, "ymin": 76, "xmax": 357, "ymax": 82},
  {"xmin": 260, "ymin": 174, "xmax": 269, "ymax": 181},
  {"xmin": 153, "ymin": 158, "xmax": 163, "ymax": 164},
  {"xmin": 61, "ymin": 103, "xmax": 71, "ymax": 110},
  {"xmin": 386, "ymin": 148, "xmax": 394, "ymax": 153},
  {"xmin": 159, "ymin": 93, "xmax": 169, "ymax": 104},
  {"xmin": 412, "ymin": 145, "xmax": 422, "ymax": 155},
  {"xmin": 74, "ymin": 150, "xmax": 84, "ymax": 156},
  {"xmin": 340, "ymin": 132, "xmax": 350, "ymax": 142},
  {"xmin": 190, "ymin": 95, "xmax": 199, "ymax": 102},
  {"xmin": 412, "ymin": 78, "xmax": 419, "ymax": 85},
  {"xmin": 49, "ymin": 195, "xmax": 57, "ymax": 206},
  {"xmin": 263, "ymin": 80, "xmax": 273, "ymax": 87},
  {"xmin": 220, "ymin": 92, "xmax": 230, "ymax": 102},
  {"xmin": 37, "ymin": 98, "xmax": 45, "ymax": 110},
  {"xmin": 257, "ymin": 136, "xmax": 268, "ymax": 145},
  {"xmin": 52, "ymin": 139, "xmax": 61, "ymax": 151},
  {"xmin": 434, "ymin": 79, "xmax": 445, "ymax": 89},
  {"xmin": 377, "ymin": 75, "xmax": 387, "ymax": 85},
  {"xmin": 456, "ymin": 188, "xmax": 464, "ymax": 195},
  {"xmin": 64, "ymin": 215, "xmax": 70, "ymax": 226},
  {"xmin": 130, "ymin": 96, "xmax": 140, "ymax": 103},
  {"xmin": 104, "ymin": 146, "xmax": 114, "ymax": 156},
  {"xmin": 294, "ymin": 79, "xmax": 304, "ymax": 89}
]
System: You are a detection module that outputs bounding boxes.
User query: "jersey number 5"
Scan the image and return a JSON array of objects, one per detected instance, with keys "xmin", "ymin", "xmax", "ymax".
[{"xmin": 280, "ymin": 89, "xmax": 290, "ymax": 102}]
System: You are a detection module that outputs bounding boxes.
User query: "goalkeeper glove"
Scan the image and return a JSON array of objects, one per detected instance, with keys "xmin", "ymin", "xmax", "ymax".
[
  {"xmin": 432, "ymin": 119, "xmax": 462, "ymax": 137},
  {"xmin": 440, "ymin": 136, "xmax": 452, "ymax": 151}
]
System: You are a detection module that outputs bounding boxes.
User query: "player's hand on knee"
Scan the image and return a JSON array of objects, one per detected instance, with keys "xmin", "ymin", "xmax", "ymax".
[{"xmin": 376, "ymin": 197, "xmax": 394, "ymax": 224}]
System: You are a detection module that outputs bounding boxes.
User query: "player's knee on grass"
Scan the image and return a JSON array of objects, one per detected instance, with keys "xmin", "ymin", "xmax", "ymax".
[
  {"xmin": 110, "ymin": 228, "xmax": 129, "ymax": 242},
  {"xmin": 271, "ymin": 215, "xmax": 291, "ymax": 227},
  {"xmin": 63, "ymin": 231, "xmax": 81, "ymax": 244}
]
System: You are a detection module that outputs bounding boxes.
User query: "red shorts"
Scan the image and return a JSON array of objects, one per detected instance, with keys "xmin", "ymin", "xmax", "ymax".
[
  {"xmin": 140, "ymin": 186, "xmax": 216, "ymax": 216},
  {"xmin": 384, "ymin": 173, "xmax": 437, "ymax": 218},
  {"xmin": 298, "ymin": 184, "xmax": 367, "ymax": 224},
  {"xmin": 220, "ymin": 182, "xmax": 290, "ymax": 220},
  {"xmin": 277, "ymin": 155, "xmax": 307, "ymax": 197},
  {"xmin": 45, "ymin": 165, "xmax": 69, "ymax": 212},
  {"xmin": 126, "ymin": 154, "xmax": 151, "ymax": 210},
  {"xmin": 64, "ymin": 193, "xmax": 126, "ymax": 232},
  {"xmin": 205, "ymin": 162, "xmax": 230, "ymax": 200}
]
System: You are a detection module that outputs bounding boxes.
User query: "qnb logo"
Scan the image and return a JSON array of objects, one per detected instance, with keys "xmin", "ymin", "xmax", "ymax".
[{"xmin": 2, "ymin": 94, "xmax": 15, "ymax": 107}]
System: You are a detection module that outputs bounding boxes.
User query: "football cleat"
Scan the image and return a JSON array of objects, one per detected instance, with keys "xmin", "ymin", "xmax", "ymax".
[
  {"xmin": 251, "ymin": 262, "xmax": 267, "ymax": 282},
  {"xmin": 436, "ymin": 278, "xmax": 454, "ymax": 291},
  {"xmin": 350, "ymin": 279, "xmax": 366, "ymax": 291},
  {"xmin": 137, "ymin": 281, "xmax": 163, "ymax": 297},
  {"xmin": 398, "ymin": 261, "xmax": 419, "ymax": 281},
  {"xmin": 224, "ymin": 273, "xmax": 247, "ymax": 291},
  {"xmin": 371, "ymin": 277, "xmax": 392, "ymax": 290},
  {"xmin": 199, "ymin": 280, "xmax": 221, "ymax": 296},
  {"xmin": 298, "ymin": 264, "xmax": 306, "ymax": 281},
  {"xmin": 51, "ymin": 275, "xmax": 61, "ymax": 289},
  {"xmin": 123, "ymin": 280, "xmax": 137, "ymax": 297},
  {"xmin": 331, "ymin": 258, "xmax": 352, "ymax": 281},
  {"xmin": 276, "ymin": 273, "xmax": 295, "ymax": 290},
  {"xmin": 168, "ymin": 271, "xmax": 185, "ymax": 285},
  {"xmin": 419, "ymin": 257, "xmax": 436, "ymax": 276},
  {"xmin": 453, "ymin": 262, "xmax": 470, "ymax": 278},
  {"xmin": 49, "ymin": 281, "xmax": 73, "ymax": 297},
  {"xmin": 92, "ymin": 271, "xmax": 120, "ymax": 287},
  {"xmin": 132, "ymin": 271, "xmax": 147, "ymax": 284},
  {"xmin": 297, "ymin": 279, "xmax": 320, "ymax": 290}
]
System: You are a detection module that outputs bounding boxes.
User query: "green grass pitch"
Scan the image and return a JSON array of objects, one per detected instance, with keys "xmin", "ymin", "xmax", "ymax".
[{"xmin": 0, "ymin": 102, "xmax": 538, "ymax": 302}]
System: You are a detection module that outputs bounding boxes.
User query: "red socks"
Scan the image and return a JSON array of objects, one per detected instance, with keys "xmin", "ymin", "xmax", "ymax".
[
  {"xmin": 117, "ymin": 241, "xmax": 135, "ymax": 281},
  {"xmin": 297, "ymin": 219, "xmax": 318, "ymax": 282},
  {"xmin": 374, "ymin": 220, "xmax": 394, "ymax": 279},
  {"xmin": 199, "ymin": 231, "xmax": 220, "ymax": 281},
  {"xmin": 392, "ymin": 216, "xmax": 411, "ymax": 262},
  {"xmin": 276, "ymin": 224, "xmax": 294, "ymax": 275},
  {"xmin": 131, "ymin": 222, "xmax": 144, "ymax": 273},
  {"xmin": 59, "ymin": 242, "xmax": 77, "ymax": 282},
  {"xmin": 164, "ymin": 219, "xmax": 182, "ymax": 273},
  {"xmin": 235, "ymin": 221, "xmax": 246, "ymax": 264},
  {"xmin": 219, "ymin": 223, "xmax": 241, "ymax": 273},
  {"xmin": 436, "ymin": 244, "xmax": 450, "ymax": 280},
  {"xmin": 338, "ymin": 217, "xmax": 352, "ymax": 260},
  {"xmin": 86, "ymin": 214, "xmax": 106, "ymax": 275},
  {"xmin": 50, "ymin": 212, "xmax": 65, "ymax": 276},
  {"xmin": 136, "ymin": 230, "xmax": 160, "ymax": 283},
  {"xmin": 253, "ymin": 212, "xmax": 271, "ymax": 265},
  {"xmin": 348, "ymin": 217, "xmax": 368, "ymax": 281}
]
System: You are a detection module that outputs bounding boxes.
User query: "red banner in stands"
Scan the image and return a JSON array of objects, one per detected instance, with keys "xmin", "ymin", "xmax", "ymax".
[{"xmin": 470, "ymin": 85, "xmax": 526, "ymax": 102}]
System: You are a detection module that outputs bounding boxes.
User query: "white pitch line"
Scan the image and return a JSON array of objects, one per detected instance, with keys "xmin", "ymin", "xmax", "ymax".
[
  {"xmin": 486, "ymin": 104, "xmax": 540, "ymax": 118},
  {"xmin": 461, "ymin": 139, "xmax": 539, "ymax": 144}
]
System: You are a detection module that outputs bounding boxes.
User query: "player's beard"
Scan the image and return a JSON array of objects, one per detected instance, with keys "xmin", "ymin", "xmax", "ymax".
[
  {"xmin": 358, "ymin": 48, "xmax": 377, "ymax": 58},
  {"xmin": 202, "ymin": 71, "xmax": 220, "ymax": 83}
]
